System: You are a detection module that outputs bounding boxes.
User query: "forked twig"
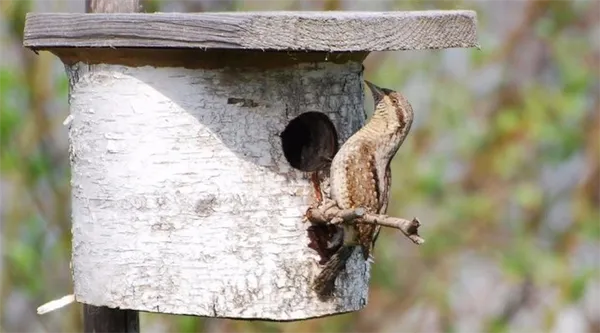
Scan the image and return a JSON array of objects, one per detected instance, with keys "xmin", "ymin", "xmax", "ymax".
[{"xmin": 306, "ymin": 200, "xmax": 424, "ymax": 245}]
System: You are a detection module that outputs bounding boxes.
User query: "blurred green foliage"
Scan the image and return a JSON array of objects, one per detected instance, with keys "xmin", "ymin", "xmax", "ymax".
[{"xmin": 1, "ymin": 0, "xmax": 598, "ymax": 332}]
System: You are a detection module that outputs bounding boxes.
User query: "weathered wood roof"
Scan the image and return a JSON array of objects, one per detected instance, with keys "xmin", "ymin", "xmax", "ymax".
[{"xmin": 24, "ymin": 11, "xmax": 478, "ymax": 51}]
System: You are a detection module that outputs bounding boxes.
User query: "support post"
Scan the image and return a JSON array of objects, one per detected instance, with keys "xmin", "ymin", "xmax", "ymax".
[
  {"xmin": 81, "ymin": 1, "xmax": 140, "ymax": 332},
  {"xmin": 83, "ymin": 306, "xmax": 139, "ymax": 333}
]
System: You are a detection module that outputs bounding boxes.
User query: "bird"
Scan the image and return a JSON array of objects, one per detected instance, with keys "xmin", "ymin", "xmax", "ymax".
[{"xmin": 313, "ymin": 80, "xmax": 415, "ymax": 297}]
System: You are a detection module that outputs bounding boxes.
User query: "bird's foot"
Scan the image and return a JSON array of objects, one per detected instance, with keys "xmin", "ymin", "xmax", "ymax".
[{"xmin": 367, "ymin": 254, "xmax": 375, "ymax": 264}]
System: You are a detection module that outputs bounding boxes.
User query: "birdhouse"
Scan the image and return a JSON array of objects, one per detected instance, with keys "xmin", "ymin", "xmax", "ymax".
[{"xmin": 23, "ymin": 11, "xmax": 478, "ymax": 320}]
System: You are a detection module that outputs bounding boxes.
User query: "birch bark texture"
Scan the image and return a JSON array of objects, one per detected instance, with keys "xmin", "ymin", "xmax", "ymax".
[{"xmin": 67, "ymin": 62, "xmax": 368, "ymax": 320}]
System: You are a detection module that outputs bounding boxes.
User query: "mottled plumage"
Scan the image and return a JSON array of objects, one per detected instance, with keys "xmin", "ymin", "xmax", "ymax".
[{"xmin": 313, "ymin": 80, "xmax": 414, "ymax": 297}]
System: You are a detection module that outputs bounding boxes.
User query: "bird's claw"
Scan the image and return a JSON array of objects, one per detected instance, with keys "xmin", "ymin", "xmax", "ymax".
[{"xmin": 367, "ymin": 255, "xmax": 375, "ymax": 264}]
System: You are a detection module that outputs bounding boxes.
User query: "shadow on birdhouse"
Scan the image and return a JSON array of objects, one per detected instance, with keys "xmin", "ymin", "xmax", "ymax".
[{"xmin": 280, "ymin": 111, "xmax": 343, "ymax": 268}]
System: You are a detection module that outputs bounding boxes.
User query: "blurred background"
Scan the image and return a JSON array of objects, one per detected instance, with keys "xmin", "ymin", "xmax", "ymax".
[{"xmin": 1, "ymin": 0, "xmax": 598, "ymax": 332}]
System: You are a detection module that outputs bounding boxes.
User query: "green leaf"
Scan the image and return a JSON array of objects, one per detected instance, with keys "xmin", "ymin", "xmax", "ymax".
[
  {"xmin": 6, "ymin": 231, "xmax": 43, "ymax": 295},
  {"xmin": 579, "ymin": 214, "xmax": 600, "ymax": 240},
  {"xmin": 26, "ymin": 150, "xmax": 52, "ymax": 183},
  {"xmin": 0, "ymin": 104, "xmax": 21, "ymax": 144},
  {"xmin": 416, "ymin": 159, "xmax": 445, "ymax": 197},
  {"xmin": 489, "ymin": 316, "xmax": 509, "ymax": 333},
  {"xmin": 495, "ymin": 109, "xmax": 520, "ymax": 135},
  {"xmin": 0, "ymin": 68, "xmax": 24, "ymax": 144},
  {"xmin": 0, "ymin": 145, "xmax": 20, "ymax": 173},
  {"xmin": 515, "ymin": 183, "xmax": 543, "ymax": 210},
  {"xmin": 175, "ymin": 316, "xmax": 201, "ymax": 333},
  {"xmin": 568, "ymin": 272, "xmax": 589, "ymax": 302}
]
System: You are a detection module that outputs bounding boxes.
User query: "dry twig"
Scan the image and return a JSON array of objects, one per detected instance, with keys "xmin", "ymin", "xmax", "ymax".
[{"xmin": 306, "ymin": 200, "xmax": 424, "ymax": 245}]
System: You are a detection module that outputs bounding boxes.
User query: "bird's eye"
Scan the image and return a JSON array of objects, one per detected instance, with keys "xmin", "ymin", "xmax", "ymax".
[{"xmin": 391, "ymin": 98, "xmax": 399, "ymax": 106}]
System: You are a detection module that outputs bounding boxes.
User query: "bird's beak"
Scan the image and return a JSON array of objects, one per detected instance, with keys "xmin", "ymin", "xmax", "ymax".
[{"xmin": 365, "ymin": 80, "xmax": 385, "ymax": 104}]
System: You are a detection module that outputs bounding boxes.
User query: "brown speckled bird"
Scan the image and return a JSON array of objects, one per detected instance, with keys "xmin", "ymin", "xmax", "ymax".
[{"xmin": 313, "ymin": 80, "xmax": 415, "ymax": 297}]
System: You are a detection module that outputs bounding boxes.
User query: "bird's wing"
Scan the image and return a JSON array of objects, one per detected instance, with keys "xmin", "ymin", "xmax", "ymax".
[
  {"xmin": 370, "ymin": 163, "xmax": 392, "ymax": 255},
  {"xmin": 338, "ymin": 142, "xmax": 380, "ymax": 259},
  {"xmin": 378, "ymin": 163, "xmax": 392, "ymax": 214},
  {"xmin": 342, "ymin": 142, "xmax": 380, "ymax": 213}
]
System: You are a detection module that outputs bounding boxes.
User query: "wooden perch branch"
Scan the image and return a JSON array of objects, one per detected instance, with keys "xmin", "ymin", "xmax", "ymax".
[{"xmin": 306, "ymin": 201, "xmax": 425, "ymax": 245}]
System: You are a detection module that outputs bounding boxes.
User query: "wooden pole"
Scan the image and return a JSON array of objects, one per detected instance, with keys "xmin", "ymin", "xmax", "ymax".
[
  {"xmin": 82, "ymin": 2, "xmax": 140, "ymax": 333},
  {"xmin": 83, "ymin": 306, "xmax": 139, "ymax": 333}
]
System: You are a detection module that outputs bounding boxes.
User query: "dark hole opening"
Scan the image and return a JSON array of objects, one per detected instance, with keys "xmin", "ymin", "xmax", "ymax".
[{"xmin": 280, "ymin": 112, "xmax": 339, "ymax": 172}]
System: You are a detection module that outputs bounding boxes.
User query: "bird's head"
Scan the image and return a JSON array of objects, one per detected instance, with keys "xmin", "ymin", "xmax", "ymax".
[{"xmin": 365, "ymin": 80, "xmax": 414, "ymax": 129}]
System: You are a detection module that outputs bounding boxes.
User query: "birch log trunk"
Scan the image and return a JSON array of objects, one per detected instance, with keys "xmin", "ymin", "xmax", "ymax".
[{"xmin": 67, "ymin": 61, "xmax": 368, "ymax": 320}]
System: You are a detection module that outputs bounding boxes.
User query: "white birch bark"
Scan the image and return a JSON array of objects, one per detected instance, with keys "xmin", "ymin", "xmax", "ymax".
[{"xmin": 67, "ymin": 62, "xmax": 369, "ymax": 320}]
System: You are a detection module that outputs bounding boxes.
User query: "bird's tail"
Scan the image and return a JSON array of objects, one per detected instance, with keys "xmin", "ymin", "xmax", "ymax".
[{"xmin": 313, "ymin": 245, "xmax": 355, "ymax": 299}]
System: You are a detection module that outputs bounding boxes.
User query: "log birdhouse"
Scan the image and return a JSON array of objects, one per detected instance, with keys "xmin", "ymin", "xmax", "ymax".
[{"xmin": 23, "ymin": 11, "xmax": 478, "ymax": 321}]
